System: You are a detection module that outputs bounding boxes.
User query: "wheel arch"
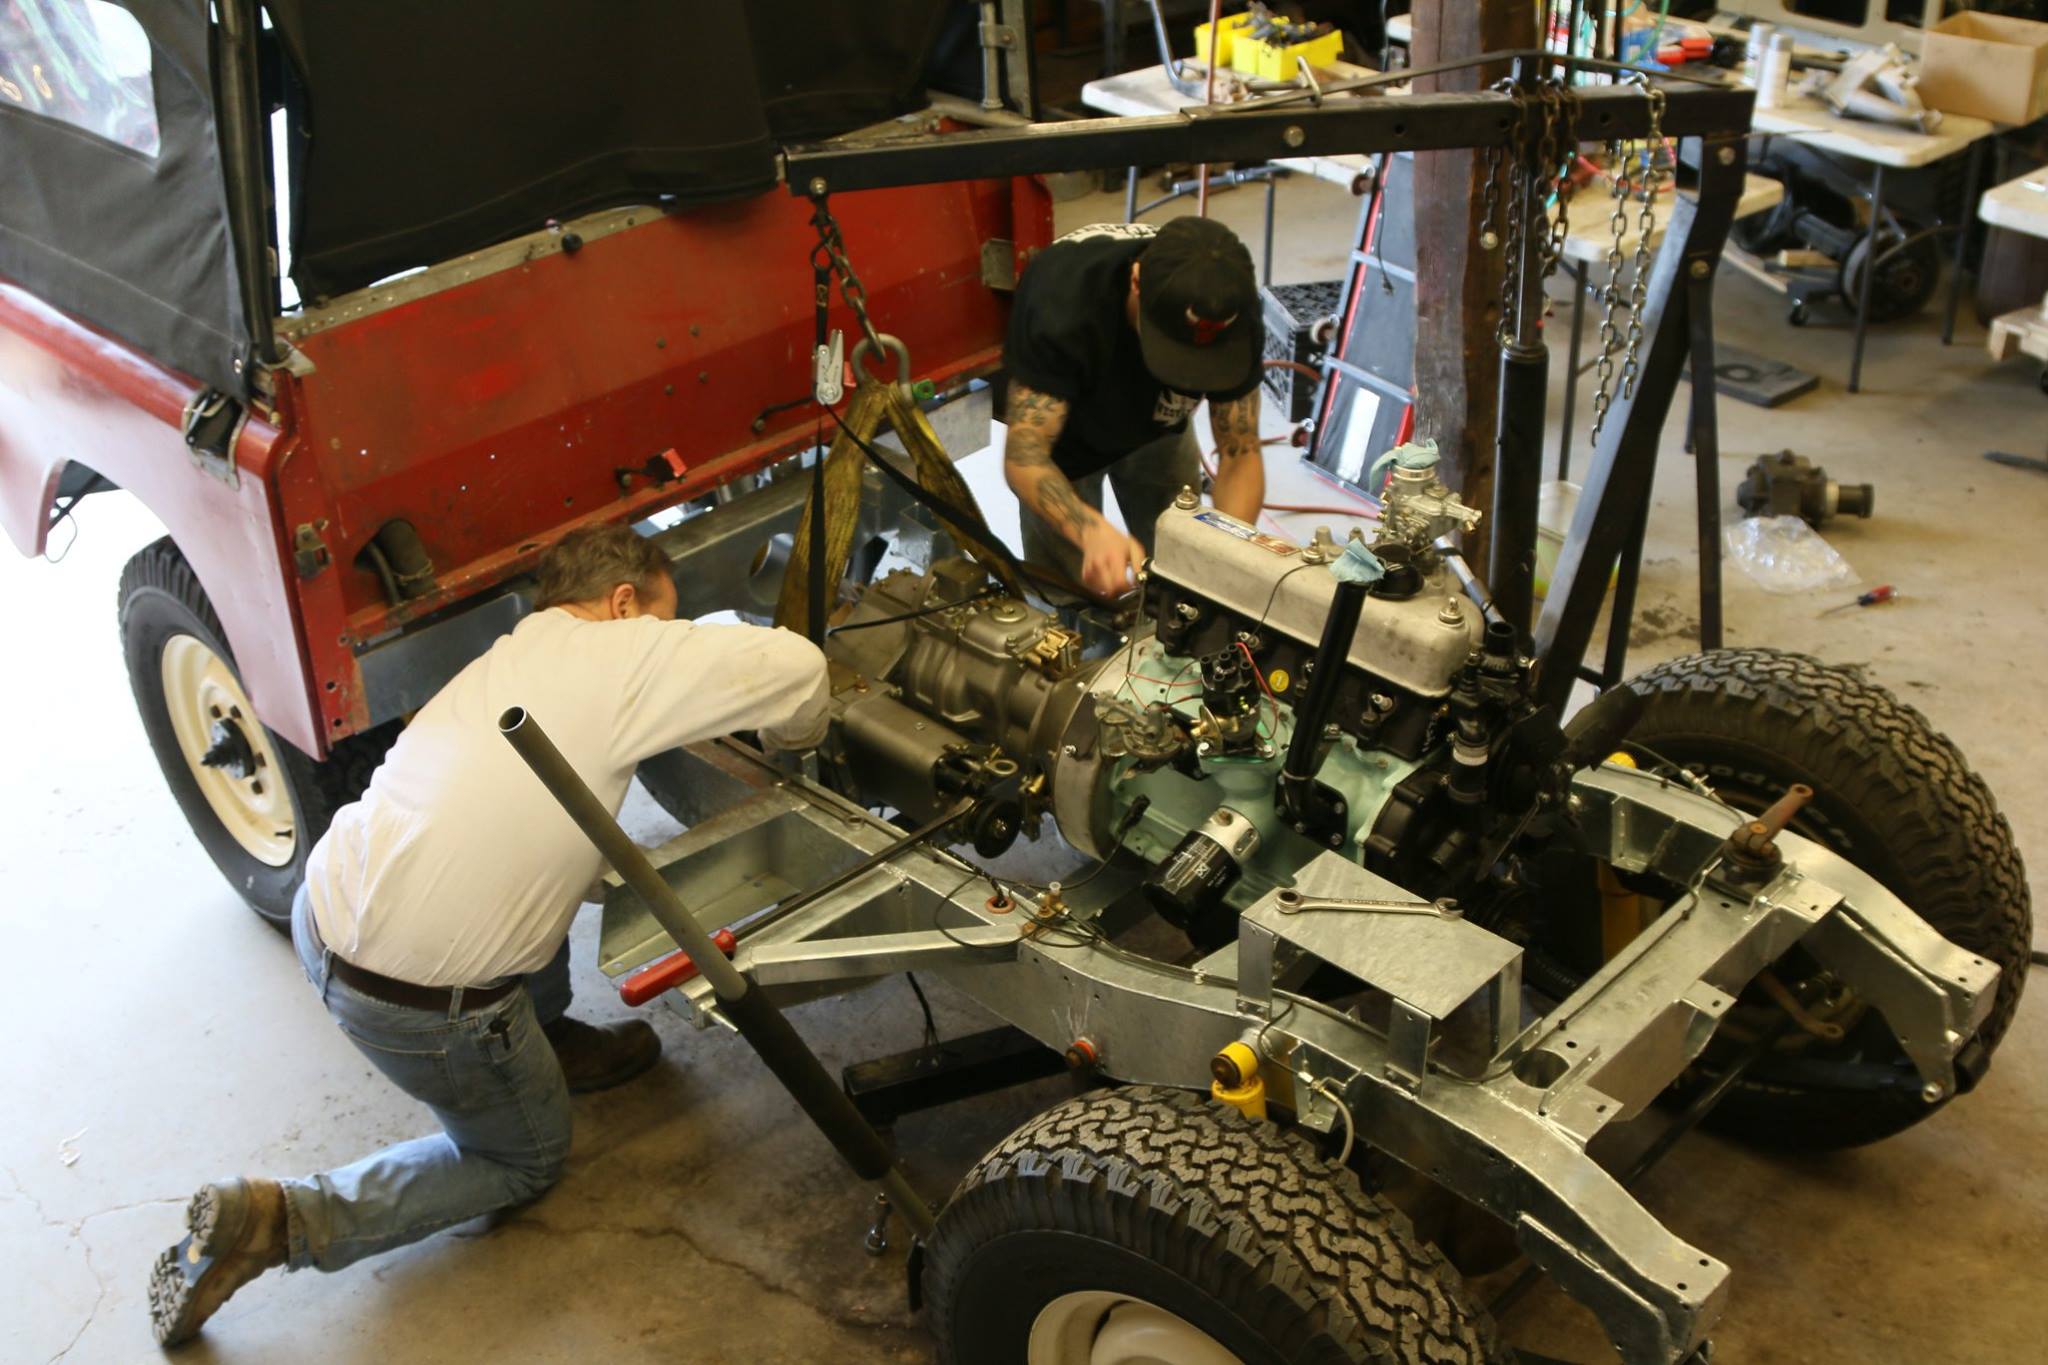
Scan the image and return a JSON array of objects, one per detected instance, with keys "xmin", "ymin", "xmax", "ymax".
[{"xmin": 0, "ymin": 281, "xmax": 326, "ymax": 755}]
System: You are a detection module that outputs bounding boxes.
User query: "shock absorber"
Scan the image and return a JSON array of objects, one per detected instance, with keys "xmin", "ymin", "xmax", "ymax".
[{"xmin": 1447, "ymin": 618, "xmax": 1517, "ymax": 816}]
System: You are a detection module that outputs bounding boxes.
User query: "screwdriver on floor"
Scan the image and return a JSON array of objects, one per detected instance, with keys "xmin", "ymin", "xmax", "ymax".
[{"xmin": 1821, "ymin": 584, "xmax": 1895, "ymax": 616}]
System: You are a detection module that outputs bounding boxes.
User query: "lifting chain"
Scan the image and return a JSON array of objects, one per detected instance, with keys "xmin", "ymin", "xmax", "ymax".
[
  {"xmin": 1589, "ymin": 77, "xmax": 1668, "ymax": 442},
  {"xmin": 808, "ymin": 189, "xmax": 886, "ymax": 359},
  {"xmin": 1539, "ymin": 81, "xmax": 1582, "ymax": 281},
  {"xmin": 1618, "ymin": 82, "xmax": 1668, "ymax": 404},
  {"xmin": 1478, "ymin": 139, "xmax": 1506, "ymax": 255},
  {"xmin": 1485, "ymin": 78, "xmax": 1529, "ymax": 345},
  {"xmin": 1486, "ymin": 76, "xmax": 1585, "ymax": 347}
]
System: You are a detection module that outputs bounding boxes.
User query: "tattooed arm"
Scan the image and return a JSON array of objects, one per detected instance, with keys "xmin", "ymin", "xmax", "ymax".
[
  {"xmin": 1207, "ymin": 388, "xmax": 1265, "ymax": 524},
  {"xmin": 1004, "ymin": 380, "xmax": 1146, "ymax": 596}
]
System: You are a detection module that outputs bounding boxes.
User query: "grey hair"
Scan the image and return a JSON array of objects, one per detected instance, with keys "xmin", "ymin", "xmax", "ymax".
[{"xmin": 532, "ymin": 525, "xmax": 673, "ymax": 610}]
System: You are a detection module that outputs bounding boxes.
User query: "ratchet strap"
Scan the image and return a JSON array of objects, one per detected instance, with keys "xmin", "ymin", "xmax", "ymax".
[
  {"xmin": 834, "ymin": 394, "xmax": 1093, "ymax": 605},
  {"xmin": 777, "ymin": 382, "xmax": 1066, "ymax": 636},
  {"xmin": 777, "ymin": 381, "xmax": 889, "ymax": 640}
]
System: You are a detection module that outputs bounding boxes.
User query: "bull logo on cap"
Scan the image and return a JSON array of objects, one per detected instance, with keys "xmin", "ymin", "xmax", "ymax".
[{"xmin": 1185, "ymin": 308, "xmax": 1237, "ymax": 347}]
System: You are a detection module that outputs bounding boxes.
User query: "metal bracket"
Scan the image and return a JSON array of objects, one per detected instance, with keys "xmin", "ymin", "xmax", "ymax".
[
  {"xmin": 272, "ymin": 339, "xmax": 317, "ymax": 378},
  {"xmin": 181, "ymin": 388, "xmax": 245, "ymax": 488},
  {"xmin": 980, "ymin": 238, "xmax": 1018, "ymax": 290},
  {"xmin": 293, "ymin": 522, "xmax": 332, "ymax": 580}
]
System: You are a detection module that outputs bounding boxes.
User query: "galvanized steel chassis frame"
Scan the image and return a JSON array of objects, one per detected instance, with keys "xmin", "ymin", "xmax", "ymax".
[
  {"xmin": 600, "ymin": 68, "xmax": 1998, "ymax": 1364},
  {"xmin": 604, "ymin": 740, "xmax": 1992, "ymax": 1365}
]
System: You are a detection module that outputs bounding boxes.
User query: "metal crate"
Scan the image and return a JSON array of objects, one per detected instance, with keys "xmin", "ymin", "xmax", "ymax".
[{"xmin": 1260, "ymin": 279, "xmax": 1344, "ymax": 423}]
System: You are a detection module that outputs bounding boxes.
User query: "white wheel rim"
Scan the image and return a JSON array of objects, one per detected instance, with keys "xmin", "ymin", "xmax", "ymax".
[
  {"xmin": 160, "ymin": 634, "xmax": 296, "ymax": 866},
  {"xmin": 1027, "ymin": 1291, "xmax": 1243, "ymax": 1365}
]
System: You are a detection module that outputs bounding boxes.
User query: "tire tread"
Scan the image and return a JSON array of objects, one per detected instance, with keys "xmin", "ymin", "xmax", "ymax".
[
  {"xmin": 926, "ymin": 1086, "xmax": 1504, "ymax": 1365},
  {"xmin": 1627, "ymin": 648, "xmax": 2030, "ymax": 1145}
]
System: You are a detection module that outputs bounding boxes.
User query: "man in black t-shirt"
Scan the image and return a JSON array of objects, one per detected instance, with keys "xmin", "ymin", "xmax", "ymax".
[{"xmin": 1003, "ymin": 216, "xmax": 1266, "ymax": 597}]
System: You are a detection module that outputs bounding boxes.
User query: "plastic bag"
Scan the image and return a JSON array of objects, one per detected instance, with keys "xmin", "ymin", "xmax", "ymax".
[{"xmin": 1723, "ymin": 515, "xmax": 1856, "ymax": 594}]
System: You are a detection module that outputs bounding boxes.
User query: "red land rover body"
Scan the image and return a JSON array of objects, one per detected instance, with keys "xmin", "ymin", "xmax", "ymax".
[{"xmin": 0, "ymin": 1, "xmax": 1048, "ymax": 920}]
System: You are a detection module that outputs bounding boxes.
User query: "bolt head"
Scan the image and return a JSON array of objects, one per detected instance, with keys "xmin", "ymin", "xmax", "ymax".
[
  {"xmin": 808, "ymin": 177, "xmax": 828, "ymax": 196},
  {"xmin": 1283, "ymin": 125, "xmax": 1305, "ymax": 148},
  {"xmin": 1716, "ymin": 145, "xmax": 1737, "ymax": 165},
  {"xmin": 1481, "ymin": 230, "xmax": 1500, "ymax": 251},
  {"xmin": 1921, "ymin": 1081, "xmax": 1946, "ymax": 1104},
  {"xmin": 1689, "ymin": 259, "xmax": 1711, "ymax": 278}
]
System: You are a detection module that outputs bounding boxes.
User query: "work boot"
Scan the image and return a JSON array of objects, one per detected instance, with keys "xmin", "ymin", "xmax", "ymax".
[
  {"xmin": 544, "ymin": 1015, "xmax": 661, "ymax": 1093},
  {"xmin": 148, "ymin": 1177, "xmax": 288, "ymax": 1348}
]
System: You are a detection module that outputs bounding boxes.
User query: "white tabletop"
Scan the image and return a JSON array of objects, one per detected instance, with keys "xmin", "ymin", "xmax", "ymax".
[
  {"xmin": 1750, "ymin": 96, "xmax": 1994, "ymax": 169},
  {"xmin": 1384, "ymin": 16, "xmax": 1990, "ymax": 171},
  {"xmin": 1081, "ymin": 65, "xmax": 1393, "ymax": 192},
  {"xmin": 1979, "ymin": 165, "xmax": 2048, "ymax": 240},
  {"xmin": 1560, "ymin": 175, "xmax": 1785, "ymax": 265}
]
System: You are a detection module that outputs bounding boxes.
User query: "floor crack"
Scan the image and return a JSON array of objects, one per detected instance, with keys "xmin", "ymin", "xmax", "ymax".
[
  {"xmin": 46, "ymin": 1236, "xmax": 108, "ymax": 1365},
  {"xmin": 4, "ymin": 1164, "xmax": 185, "ymax": 1362}
]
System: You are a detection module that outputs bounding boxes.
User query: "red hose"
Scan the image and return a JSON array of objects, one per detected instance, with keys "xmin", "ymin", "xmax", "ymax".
[{"xmin": 1201, "ymin": 451, "xmax": 1381, "ymax": 519}]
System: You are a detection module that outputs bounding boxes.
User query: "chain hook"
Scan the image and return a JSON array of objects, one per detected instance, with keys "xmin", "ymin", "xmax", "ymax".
[{"xmin": 850, "ymin": 333, "xmax": 913, "ymax": 395}]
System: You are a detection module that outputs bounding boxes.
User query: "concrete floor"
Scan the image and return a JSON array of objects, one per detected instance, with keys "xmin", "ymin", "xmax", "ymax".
[{"xmin": 4, "ymin": 173, "xmax": 2046, "ymax": 1364}]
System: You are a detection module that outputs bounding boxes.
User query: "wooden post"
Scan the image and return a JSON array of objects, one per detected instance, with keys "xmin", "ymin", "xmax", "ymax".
[{"xmin": 1408, "ymin": 0, "xmax": 1534, "ymax": 577}]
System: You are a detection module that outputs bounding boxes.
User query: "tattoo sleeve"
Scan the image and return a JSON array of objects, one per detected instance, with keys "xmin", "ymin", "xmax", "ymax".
[
  {"xmin": 1209, "ymin": 390, "xmax": 1262, "ymax": 462},
  {"xmin": 1004, "ymin": 382, "xmax": 1101, "ymax": 542},
  {"xmin": 1206, "ymin": 390, "xmax": 1265, "ymax": 524}
]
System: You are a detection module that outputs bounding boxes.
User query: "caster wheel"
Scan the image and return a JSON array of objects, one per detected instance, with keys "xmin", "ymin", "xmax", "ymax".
[{"xmin": 1788, "ymin": 300, "xmax": 1810, "ymax": 327}]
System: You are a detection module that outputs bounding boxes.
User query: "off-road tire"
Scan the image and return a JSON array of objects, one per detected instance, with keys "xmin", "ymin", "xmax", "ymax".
[
  {"xmin": 119, "ymin": 537, "xmax": 396, "ymax": 927},
  {"xmin": 923, "ymin": 1085, "xmax": 1505, "ymax": 1365},
  {"xmin": 1626, "ymin": 647, "xmax": 2030, "ymax": 1147}
]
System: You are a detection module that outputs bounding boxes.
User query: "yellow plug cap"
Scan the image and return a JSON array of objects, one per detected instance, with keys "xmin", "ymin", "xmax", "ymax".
[{"xmin": 1210, "ymin": 1041, "xmax": 1267, "ymax": 1121}]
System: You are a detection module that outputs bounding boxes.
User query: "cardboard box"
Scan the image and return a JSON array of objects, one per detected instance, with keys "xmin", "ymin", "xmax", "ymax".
[{"xmin": 1918, "ymin": 13, "xmax": 2048, "ymax": 125}]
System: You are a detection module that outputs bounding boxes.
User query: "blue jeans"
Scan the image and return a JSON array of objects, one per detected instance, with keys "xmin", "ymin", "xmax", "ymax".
[{"xmin": 282, "ymin": 886, "xmax": 573, "ymax": 1272}]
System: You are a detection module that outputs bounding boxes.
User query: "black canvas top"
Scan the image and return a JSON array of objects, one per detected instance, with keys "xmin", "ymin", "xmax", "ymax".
[
  {"xmin": 0, "ymin": 0, "xmax": 248, "ymax": 395},
  {"xmin": 268, "ymin": 0, "xmax": 952, "ymax": 302},
  {"xmin": 3, "ymin": 1, "xmax": 956, "ymax": 393}
]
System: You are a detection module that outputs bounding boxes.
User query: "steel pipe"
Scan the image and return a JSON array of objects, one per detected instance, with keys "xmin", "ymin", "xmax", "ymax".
[{"xmin": 498, "ymin": 705, "xmax": 936, "ymax": 1237}]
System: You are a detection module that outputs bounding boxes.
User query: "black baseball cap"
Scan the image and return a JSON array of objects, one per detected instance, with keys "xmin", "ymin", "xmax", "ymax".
[{"xmin": 1136, "ymin": 216, "xmax": 1260, "ymax": 394}]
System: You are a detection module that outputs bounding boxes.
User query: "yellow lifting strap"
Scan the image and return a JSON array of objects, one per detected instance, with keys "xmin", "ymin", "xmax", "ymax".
[{"xmin": 775, "ymin": 382, "xmax": 1027, "ymax": 638}]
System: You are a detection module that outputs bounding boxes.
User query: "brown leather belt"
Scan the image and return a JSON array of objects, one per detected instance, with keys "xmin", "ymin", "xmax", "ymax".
[{"xmin": 310, "ymin": 915, "xmax": 520, "ymax": 1013}]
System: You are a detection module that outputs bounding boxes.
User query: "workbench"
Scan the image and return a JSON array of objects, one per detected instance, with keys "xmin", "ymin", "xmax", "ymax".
[
  {"xmin": 1748, "ymin": 96, "xmax": 1997, "ymax": 392},
  {"xmin": 1979, "ymin": 163, "xmax": 2048, "ymax": 389},
  {"xmin": 1081, "ymin": 63, "xmax": 1389, "ymax": 283}
]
